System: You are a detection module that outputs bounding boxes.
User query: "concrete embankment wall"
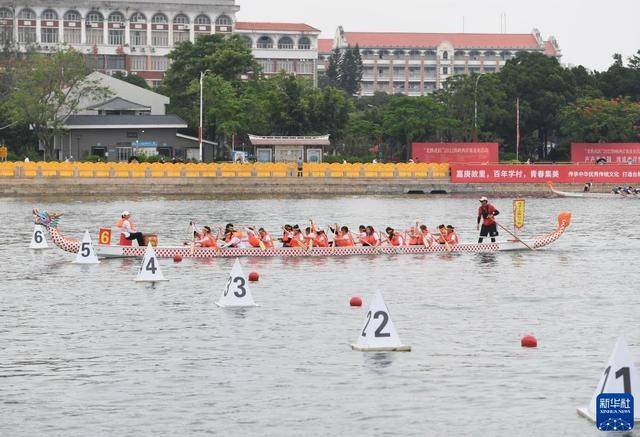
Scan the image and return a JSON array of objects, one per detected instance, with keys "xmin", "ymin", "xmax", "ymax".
[{"xmin": 0, "ymin": 177, "xmax": 590, "ymax": 197}]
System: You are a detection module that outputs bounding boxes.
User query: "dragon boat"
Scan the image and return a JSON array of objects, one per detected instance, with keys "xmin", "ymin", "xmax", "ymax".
[
  {"xmin": 34, "ymin": 209, "xmax": 572, "ymax": 259},
  {"xmin": 547, "ymin": 181, "xmax": 638, "ymax": 199}
]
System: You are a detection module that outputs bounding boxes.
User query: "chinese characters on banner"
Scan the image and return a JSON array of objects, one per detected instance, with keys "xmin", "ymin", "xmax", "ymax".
[
  {"xmin": 450, "ymin": 164, "xmax": 640, "ymax": 183},
  {"xmin": 572, "ymin": 143, "xmax": 640, "ymax": 164},
  {"xmin": 513, "ymin": 199, "xmax": 525, "ymax": 230},
  {"xmin": 412, "ymin": 143, "xmax": 499, "ymax": 163}
]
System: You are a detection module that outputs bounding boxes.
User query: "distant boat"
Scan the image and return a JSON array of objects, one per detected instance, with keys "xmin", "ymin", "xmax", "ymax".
[{"xmin": 547, "ymin": 181, "xmax": 637, "ymax": 199}]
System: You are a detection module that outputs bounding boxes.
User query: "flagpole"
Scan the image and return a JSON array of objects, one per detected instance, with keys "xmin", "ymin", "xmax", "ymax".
[{"xmin": 516, "ymin": 96, "xmax": 520, "ymax": 162}]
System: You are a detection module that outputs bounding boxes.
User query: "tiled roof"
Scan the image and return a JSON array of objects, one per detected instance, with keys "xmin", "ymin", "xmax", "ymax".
[
  {"xmin": 544, "ymin": 40, "xmax": 558, "ymax": 56},
  {"xmin": 318, "ymin": 38, "xmax": 334, "ymax": 53},
  {"xmin": 235, "ymin": 21, "xmax": 320, "ymax": 33},
  {"xmin": 343, "ymin": 32, "xmax": 542, "ymax": 49},
  {"xmin": 64, "ymin": 114, "xmax": 187, "ymax": 128}
]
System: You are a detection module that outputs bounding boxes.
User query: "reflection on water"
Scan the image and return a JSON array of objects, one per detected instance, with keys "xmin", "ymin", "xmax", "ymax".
[{"xmin": 1, "ymin": 196, "xmax": 639, "ymax": 436}]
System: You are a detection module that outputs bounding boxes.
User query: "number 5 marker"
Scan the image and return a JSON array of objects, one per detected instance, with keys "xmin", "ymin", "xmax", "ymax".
[
  {"xmin": 72, "ymin": 230, "xmax": 100, "ymax": 264},
  {"xmin": 351, "ymin": 292, "xmax": 411, "ymax": 352}
]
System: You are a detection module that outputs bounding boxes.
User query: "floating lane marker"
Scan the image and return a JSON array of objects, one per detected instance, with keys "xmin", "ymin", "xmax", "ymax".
[
  {"xmin": 135, "ymin": 243, "xmax": 167, "ymax": 282},
  {"xmin": 351, "ymin": 292, "xmax": 411, "ymax": 352},
  {"xmin": 72, "ymin": 230, "xmax": 100, "ymax": 264},
  {"xmin": 216, "ymin": 258, "xmax": 257, "ymax": 308},
  {"xmin": 577, "ymin": 337, "xmax": 640, "ymax": 423},
  {"xmin": 29, "ymin": 224, "xmax": 49, "ymax": 249}
]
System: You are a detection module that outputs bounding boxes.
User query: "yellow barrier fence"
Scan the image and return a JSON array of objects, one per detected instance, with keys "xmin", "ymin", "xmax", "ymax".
[{"xmin": 0, "ymin": 162, "xmax": 451, "ymax": 179}]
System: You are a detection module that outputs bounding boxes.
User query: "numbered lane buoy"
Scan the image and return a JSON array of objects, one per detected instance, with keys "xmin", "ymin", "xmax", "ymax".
[
  {"xmin": 29, "ymin": 224, "xmax": 49, "ymax": 249},
  {"xmin": 349, "ymin": 296, "xmax": 363, "ymax": 307},
  {"xmin": 72, "ymin": 230, "xmax": 100, "ymax": 264},
  {"xmin": 521, "ymin": 334, "xmax": 537, "ymax": 348},
  {"xmin": 216, "ymin": 258, "xmax": 257, "ymax": 308},
  {"xmin": 577, "ymin": 337, "xmax": 640, "ymax": 423},
  {"xmin": 248, "ymin": 271, "xmax": 259, "ymax": 282},
  {"xmin": 135, "ymin": 243, "xmax": 167, "ymax": 282},
  {"xmin": 350, "ymin": 292, "xmax": 410, "ymax": 352}
]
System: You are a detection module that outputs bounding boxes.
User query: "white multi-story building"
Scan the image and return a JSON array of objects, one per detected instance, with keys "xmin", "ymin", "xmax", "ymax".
[
  {"xmin": 0, "ymin": 0, "xmax": 320, "ymax": 87},
  {"xmin": 320, "ymin": 26, "xmax": 561, "ymax": 96}
]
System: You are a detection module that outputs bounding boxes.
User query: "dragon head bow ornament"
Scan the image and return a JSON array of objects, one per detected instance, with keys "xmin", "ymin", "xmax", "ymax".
[{"xmin": 33, "ymin": 208, "xmax": 63, "ymax": 228}]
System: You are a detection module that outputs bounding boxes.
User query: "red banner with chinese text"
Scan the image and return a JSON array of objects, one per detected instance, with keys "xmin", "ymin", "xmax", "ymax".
[
  {"xmin": 412, "ymin": 142, "xmax": 499, "ymax": 163},
  {"xmin": 571, "ymin": 143, "xmax": 640, "ymax": 164},
  {"xmin": 450, "ymin": 164, "xmax": 640, "ymax": 183}
]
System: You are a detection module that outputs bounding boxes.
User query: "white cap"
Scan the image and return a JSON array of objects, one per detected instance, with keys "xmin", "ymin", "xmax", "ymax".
[
  {"xmin": 479, "ymin": 196, "xmax": 488, "ymax": 202},
  {"xmin": 122, "ymin": 211, "xmax": 130, "ymax": 216}
]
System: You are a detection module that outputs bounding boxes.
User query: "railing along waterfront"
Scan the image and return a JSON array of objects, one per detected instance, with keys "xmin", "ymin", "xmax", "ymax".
[{"xmin": 0, "ymin": 162, "xmax": 450, "ymax": 179}]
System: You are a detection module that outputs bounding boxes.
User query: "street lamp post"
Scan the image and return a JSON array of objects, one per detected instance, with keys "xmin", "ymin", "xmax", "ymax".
[
  {"xmin": 199, "ymin": 70, "xmax": 210, "ymax": 162},
  {"xmin": 473, "ymin": 74, "xmax": 482, "ymax": 143}
]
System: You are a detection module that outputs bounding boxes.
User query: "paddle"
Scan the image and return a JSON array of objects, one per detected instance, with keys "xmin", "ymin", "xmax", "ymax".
[
  {"xmin": 495, "ymin": 221, "xmax": 535, "ymax": 251},
  {"xmin": 438, "ymin": 228, "xmax": 452, "ymax": 252}
]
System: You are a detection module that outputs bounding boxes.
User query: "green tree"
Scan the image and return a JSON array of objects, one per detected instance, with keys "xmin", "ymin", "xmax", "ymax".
[
  {"xmin": 596, "ymin": 53, "xmax": 640, "ymax": 101},
  {"xmin": 499, "ymin": 52, "xmax": 576, "ymax": 159},
  {"xmin": 324, "ymin": 48, "xmax": 342, "ymax": 88},
  {"xmin": 559, "ymin": 97, "xmax": 640, "ymax": 143},
  {"xmin": 3, "ymin": 49, "xmax": 111, "ymax": 160},
  {"xmin": 111, "ymin": 71, "xmax": 150, "ymax": 89}
]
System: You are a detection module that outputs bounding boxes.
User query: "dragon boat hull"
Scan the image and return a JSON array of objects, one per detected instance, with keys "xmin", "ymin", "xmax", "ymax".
[{"xmin": 35, "ymin": 210, "xmax": 572, "ymax": 259}]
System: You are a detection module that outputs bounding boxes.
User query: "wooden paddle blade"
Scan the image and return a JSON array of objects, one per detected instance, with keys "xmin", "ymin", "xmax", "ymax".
[{"xmin": 558, "ymin": 212, "xmax": 572, "ymax": 229}]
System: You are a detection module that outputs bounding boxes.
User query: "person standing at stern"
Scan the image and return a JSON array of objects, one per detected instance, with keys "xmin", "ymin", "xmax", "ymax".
[{"xmin": 477, "ymin": 197, "xmax": 499, "ymax": 243}]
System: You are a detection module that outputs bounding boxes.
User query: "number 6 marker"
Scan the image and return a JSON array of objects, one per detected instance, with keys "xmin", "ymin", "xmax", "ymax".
[
  {"xmin": 351, "ymin": 292, "xmax": 410, "ymax": 352},
  {"xmin": 29, "ymin": 224, "xmax": 49, "ymax": 249}
]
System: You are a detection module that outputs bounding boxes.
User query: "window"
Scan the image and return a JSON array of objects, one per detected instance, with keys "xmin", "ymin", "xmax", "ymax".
[
  {"xmin": 152, "ymin": 13, "xmax": 167, "ymax": 23},
  {"xmin": 0, "ymin": 8, "xmax": 12, "ymax": 45},
  {"xmin": 256, "ymin": 36, "xmax": 272, "ymax": 48},
  {"xmin": 131, "ymin": 56, "xmax": 146, "ymax": 71},
  {"xmin": 86, "ymin": 12, "xmax": 102, "ymax": 23},
  {"xmin": 442, "ymin": 51, "xmax": 448, "ymax": 60},
  {"xmin": 105, "ymin": 55, "xmax": 125, "ymax": 70},
  {"xmin": 173, "ymin": 30, "xmax": 189, "ymax": 44},
  {"xmin": 41, "ymin": 9, "xmax": 58, "ymax": 20},
  {"xmin": 18, "ymin": 8, "xmax": 36, "ymax": 20},
  {"xmin": 378, "ymin": 50, "xmax": 389, "ymax": 59},
  {"xmin": 393, "ymin": 49, "xmax": 405, "ymax": 58},
  {"xmin": 259, "ymin": 59, "xmax": 274, "ymax": 73},
  {"xmin": 278, "ymin": 37, "xmax": 294, "ymax": 49},
  {"xmin": 152, "ymin": 30, "xmax": 168, "ymax": 46},
  {"xmin": 173, "ymin": 14, "xmax": 188, "ymax": 25},
  {"xmin": 194, "ymin": 15, "xmax": 210, "ymax": 25},
  {"xmin": 108, "ymin": 29, "xmax": 124, "ymax": 46},
  {"xmin": 130, "ymin": 12, "xmax": 146, "ymax": 23},
  {"xmin": 442, "ymin": 66, "xmax": 448, "ymax": 75},
  {"xmin": 64, "ymin": 10, "xmax": 81, "ymax": 21},
  {"xmin": 215, "ymin": 15, "xmax": 231, "ymax": 25},
  {"xmin": 297, "ymin": 60, "xmax": 313, "ymax": 74},
  {"xmin": 241, "ymin": 36, "xmax": 252, "ymax": 48},
  {"xmin": 108, "ymin": 12, "xmax": 124, "ymax": 23},
  {"xmin": 130, "ymin": 30, "xmax": 146, "ymax": 46},
  {"xmin": 18, "ymin": 27, "xmax": 36, "ymax": 43},
  {"xmin": 41, "ymin": 27, "xmax": 58, "ymax": 43},
  {"xmin": 87, "ymin": 55, "xmax": 105, "ymax": 70},
  {"xmin": 298, "ymin": 37, "xmax": 311, "ymax": 50},
  {"xmin": 86, "ymin": 28, "xmax": 103, "ymax": 45},
  {"xmin": 0, "ymin": 8, "xmax": 12, "ymax": 18},
  {"xmin": 276, "ymin": 60, "xmax": 294, "ymax": 72},
  {"xmin": 151, "ymin": 56, "xmax": 168, "ymax": 71},
  {"xmin": 63, "ymin": 28, "xmax": 81, "ymax": 44}
]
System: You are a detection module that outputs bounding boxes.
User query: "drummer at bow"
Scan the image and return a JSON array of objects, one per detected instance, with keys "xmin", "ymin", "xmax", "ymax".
[{"xmin": 116, "ymin": 211, "xmax": 145, "ymax": 246}]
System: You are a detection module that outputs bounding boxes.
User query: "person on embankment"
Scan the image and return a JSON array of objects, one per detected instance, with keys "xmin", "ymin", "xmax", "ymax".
[{"xmin": 477, "ymin": 196, "xmax": 499, "ymax": 243}]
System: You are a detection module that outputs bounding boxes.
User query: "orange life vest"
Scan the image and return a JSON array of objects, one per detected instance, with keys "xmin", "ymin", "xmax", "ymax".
[
  {"xmin": 335, "ymin": 233, "xmax": 354, "ymax": 247},
  {"xmin": 198, "ymin": 234, "xmax": 217, "ymax": 248},
  {"xmin": 314, "ymin": 233, "xmax": 329, "ymax": 247},
  {"xmin": 389, "ymin": 234, "xmax": 404, "ymax": 246},
  {"xmin": 290, "ymin": 233, "xmax": 307, "ymax": 247}
]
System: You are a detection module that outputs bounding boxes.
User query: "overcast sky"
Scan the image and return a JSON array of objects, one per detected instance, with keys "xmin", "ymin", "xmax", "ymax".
[{"xmin": 238, "ymin": 0, "xmax": 639, "ymax": 71}]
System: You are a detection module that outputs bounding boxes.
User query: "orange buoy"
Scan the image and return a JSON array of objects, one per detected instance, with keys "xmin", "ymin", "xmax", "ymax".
[
  {"xmin": 521, "ymin": 335, "xmax": 538, "ymax": 348},
  {"xmin": 248, "ymin": 271, "xmax": 259, "ymax": 282},
  {"xmin": 173, "ymin": 254, "xmax": 182, "ymax": 263},
  {"xmin": 349, "ymin": 296, "xmax": 363, "ymax": 307}
]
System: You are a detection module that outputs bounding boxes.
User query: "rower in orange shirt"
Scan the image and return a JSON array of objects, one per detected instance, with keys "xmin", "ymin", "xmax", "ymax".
[
  {"xmin": 195, "ymin": 226, "xmax": 218, "ymax": 248},
  {"xmin": 258, "ymin": 228, "xmax": 274, "ymax": 248},
  {"xmin": 446, "ymin": 225, "xmax": 460, "ymax": 245},
  {"xmin": 360, "ymin": 225, "xmax": 380, "ymax": 246},
  {"xmin": 407, "ymin": 226, "xmax": 423, "ymax": 246},
  {"xmin": 419, "ymin": 224, "xmax": 435, "ymax": 247},
  {"xmin": 313, "ymin": 228, "xmax": 329, "ymax": 247},
  {"xmin": 385, "ymin": 227, "xmax": 405, "ymax": 246},
  {"xmin": 281, "ymin": 224, "xmax": 293, "ymax": 247},
  {"xmin": 290, "ymin": 225, "xmax": 307, "ymax": 248},
  {"xmin": 333, "ymin": 225, "xmax": 355, "ymax": 247}
]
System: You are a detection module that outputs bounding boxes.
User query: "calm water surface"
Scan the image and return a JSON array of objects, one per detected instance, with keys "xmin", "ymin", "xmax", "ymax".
[{"xmin": 1, "ymin": 196, "xmax": 639, "ymax": 436}]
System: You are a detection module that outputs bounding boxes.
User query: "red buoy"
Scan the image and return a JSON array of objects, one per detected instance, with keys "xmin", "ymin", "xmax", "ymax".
[
  {"xmin": 173, "ymin": 254, "xmax": 182, "ymax": 263},
  {"xmin": 349, "ymin": 296, "xmax": 363, "ymax": 307},
  {"xmin": 248, "ymin": 271, "xmax": 259, "ymax": 282},
  {"xmin": 521, "ymin": 335, "xmax": 538, "ymax": 348}
]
